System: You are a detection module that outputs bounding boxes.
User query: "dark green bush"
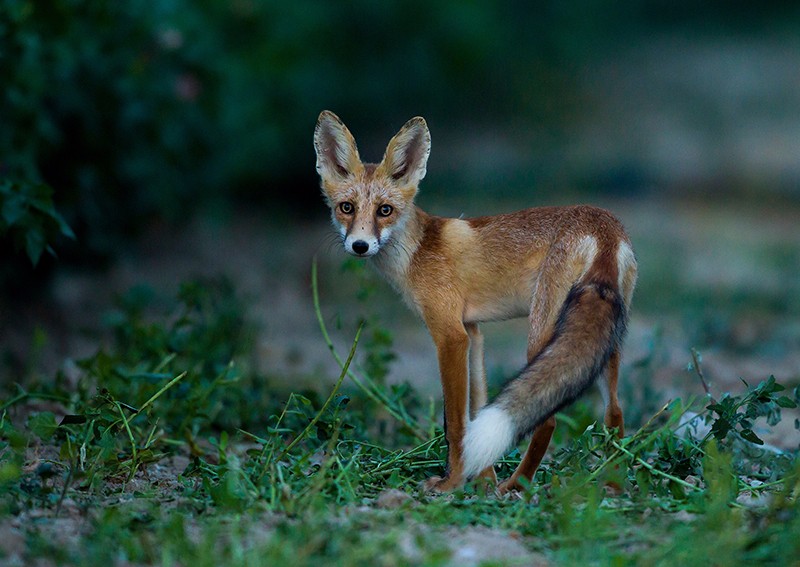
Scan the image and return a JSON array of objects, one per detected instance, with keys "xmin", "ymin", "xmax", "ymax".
[
  {"xmin": 1, "ymin": 0, "xmax": 220, "ymax": 260},
  {"xmin": 3, "ymin": 0, "xmax": 796, "ymax": 269},
  {"xmin": 0, "ymin": 0, "xmax": 590, "ymax": 265}
]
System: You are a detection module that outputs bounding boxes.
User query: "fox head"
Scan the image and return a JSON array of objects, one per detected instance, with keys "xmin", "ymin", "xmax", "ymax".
[{"xmin": 314, "ymin": 110, "xmax": 431, "ymax": 257}]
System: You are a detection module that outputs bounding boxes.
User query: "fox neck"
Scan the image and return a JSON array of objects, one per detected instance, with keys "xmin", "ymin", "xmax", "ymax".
[{"xmin": 372, "ymin": 205, "xmax": 426, "ymax": 298}]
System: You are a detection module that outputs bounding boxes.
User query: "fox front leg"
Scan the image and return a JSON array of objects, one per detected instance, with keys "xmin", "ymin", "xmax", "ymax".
[{"xmin": 424, "ymin": 325, "xmax": 471, "ymax": 492}]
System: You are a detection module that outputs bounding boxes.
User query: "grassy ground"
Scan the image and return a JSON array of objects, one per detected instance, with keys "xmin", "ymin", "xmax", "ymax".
[{"xmin": 1, "ymin": 196, "xmax": 799, "ymax": 565}]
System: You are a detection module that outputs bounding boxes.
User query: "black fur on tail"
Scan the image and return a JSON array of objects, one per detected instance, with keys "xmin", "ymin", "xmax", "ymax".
[{"xmin": 494, "ymin": 281, "xmax": 628, "ymax": 444}]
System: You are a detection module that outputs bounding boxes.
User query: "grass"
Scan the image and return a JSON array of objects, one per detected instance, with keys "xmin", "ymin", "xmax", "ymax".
[{"xmin": 1, "ymin": 261, "xmax": 799, "ymax": 566}]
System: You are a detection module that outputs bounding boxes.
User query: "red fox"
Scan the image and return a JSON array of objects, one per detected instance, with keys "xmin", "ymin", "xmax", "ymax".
[{"xmin": 314, "ymin": 111, "xmax": 637, "ymax": 493}]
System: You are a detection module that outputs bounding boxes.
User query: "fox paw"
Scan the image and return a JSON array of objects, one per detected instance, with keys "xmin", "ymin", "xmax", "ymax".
[
  {"xmin": 496, "ymin": 477, "xmax": 527, "ymax": 496},
  {"xmin": 422, "ymin": 475, "xmax": 463, "ymax": 493}
]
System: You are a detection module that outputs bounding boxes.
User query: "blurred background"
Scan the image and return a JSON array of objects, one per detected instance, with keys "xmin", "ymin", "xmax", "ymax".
[{"xmin": 2, "ymin": 1, "xmax": 799, "ymax": 430}]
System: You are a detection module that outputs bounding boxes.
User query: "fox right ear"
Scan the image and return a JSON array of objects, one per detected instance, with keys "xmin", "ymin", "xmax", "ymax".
[
  {"xmin": 379, "ymin": 116, "xmax": 431, "ymax": 188},
  {"xmin": 314, "ymin": 111, "xmax": 363, "ymax": 181}
]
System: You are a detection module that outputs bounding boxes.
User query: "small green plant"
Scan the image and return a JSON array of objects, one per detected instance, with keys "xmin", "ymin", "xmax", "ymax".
[
  {"xmin": 0, "ymin": 179, "xmax": 74, "ymax": 265},
  {"xmin": 705, "ymin": 375, "xmax": 797, "ymax": 445},
  {"xmin": 80, "ymin": 277, "xmax": 254, "ymax": 432}
]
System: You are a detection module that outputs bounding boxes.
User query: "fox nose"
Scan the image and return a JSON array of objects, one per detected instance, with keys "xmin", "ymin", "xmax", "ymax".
[{"xmin": 352, "ymin": 240, "xmax": 369, "ymax": 255}]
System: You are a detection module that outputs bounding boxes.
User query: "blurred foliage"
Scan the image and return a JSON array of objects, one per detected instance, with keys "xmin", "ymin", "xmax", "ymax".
[
  {"xmin": 79, "ymin": 276, "xmax": 255, "ymax": 435},
  {"xmin": 0, "ymin": 179, "xmax": 74, "ymax": 266},
  {"xmin": 1, "ymin": 0, "xmax": 799, "ymax": 273},
  {"xmin": 1, "ymin": 0, "xmax": 219, "ymax": 262}
]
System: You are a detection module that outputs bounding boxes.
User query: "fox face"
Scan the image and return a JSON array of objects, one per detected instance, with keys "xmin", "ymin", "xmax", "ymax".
[
  {"xmin": 314, "ymin": 111, "xmax": 431, "ymax": 257},
  {"xmin": 325, "ymin": 173, "xmax": 406, "ymax": 257}
]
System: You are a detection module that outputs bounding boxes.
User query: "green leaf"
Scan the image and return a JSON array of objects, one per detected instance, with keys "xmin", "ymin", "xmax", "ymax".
[
  {"xmin": 0, "ymin": 180, "xmax": 74, "ymax": 264},
  {"xmin": 738, "ymin": 428, "xmax": 764, "ymax": 445},
  {"xmin": 710, "ymin": 417, "xmax": 732, "ymax": 440},
  {"xmin": 776, "ymin": 396, "xmax": 797, "ymax": 409},
  {"xmin": 635, "ymin": 467, "xmax": 652, "ymax": 495},
  {"xmin": 1, "ymin": 193, "xmax": 27, "ymax": 226},
  {"xmin": 668, "ymin": 480, "xmax": 687, "ymax": 500},
  {"xmin": 0, "ymin": 462, "xmax": 21, "ymax": 484},
  {"xmin": 28, "ymin": 412, "xmax": 59, "ymax": 441},
  {"xmin": 757, "ymin": 376, "xmax": 782, "ymax": 396},
  {"xmin": 58, "ymin": 217, "xmax": 76, "ymax": 240},
  {"xmin": 24, "ymin": 222, "xmax": 46, "ymax": 265}
]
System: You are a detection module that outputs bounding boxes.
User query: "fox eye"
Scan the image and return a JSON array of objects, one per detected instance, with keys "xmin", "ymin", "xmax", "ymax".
[
  {"xmin": 377, "ymin": 204, "xmax": 393, "ymax": 217},
  {"xmin": 339, "ymin": 202, "xmax": 354, "ymax": 214}
]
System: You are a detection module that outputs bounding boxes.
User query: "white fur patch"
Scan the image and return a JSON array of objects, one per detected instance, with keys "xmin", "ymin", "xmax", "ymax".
[
  {"xmin": 616, "ymin": 241, "xmax": 635, "ymax": 291},
  {"xmin": 442, "ymin": 218, "xmax": 475, "ymax": 244},
  {"xmin": 462, "ymin": 406, "xmax": 516, "ymax": 479},
  {"xmin": 372, "ymin": 210, "xmax": 419, "ymax": 305},
  {"xmin": 576, "ymin": 235, "xmax": 598, "ymax": 279},
  {"xmin": 344, "ymin": 233, "xmax": 379, "ymax": 256}
]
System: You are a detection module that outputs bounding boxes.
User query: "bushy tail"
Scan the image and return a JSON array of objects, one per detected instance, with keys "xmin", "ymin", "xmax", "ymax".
[{"xmin": 461, "ymin": 280, "xmax": 627, "ymax": 478}]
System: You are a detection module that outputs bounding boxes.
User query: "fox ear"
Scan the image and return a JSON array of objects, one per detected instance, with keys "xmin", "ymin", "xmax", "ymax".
[
  {"xmin": 314, "ymin": 111, "xmax": 363, "ymax": 181},
  {"xmin": 379, "ymin": 117, "xmax": 431, "ymax": 187}
]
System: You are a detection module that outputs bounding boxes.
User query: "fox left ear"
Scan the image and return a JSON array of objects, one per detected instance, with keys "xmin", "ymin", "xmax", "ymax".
[
  {"xmin": 379, "ymin": 117, "xmax": 431, "ymax": 187},
  {"xmin": 314, "ymin": 110, "xmax": 364, "ymax": 182}
]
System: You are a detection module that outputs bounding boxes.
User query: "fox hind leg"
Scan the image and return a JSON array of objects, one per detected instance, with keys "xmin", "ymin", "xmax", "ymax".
[
  {"xmin": 495, "ymin": 259, "xmax": 581, "ymax": 495},
  {"xmin": 599, "ymin": 349, "xmax": 625, "ymax": 491},
  {"xmin": 599, "ymin": 350, "xmax": 624, "ymax": 436},
  {"xmin": 495, "ymin": 264, "xmax": 571, "ymax": 494},
  {"xmin": 497, "ymin": 415, "xmax": 556, "ymax": 495}
]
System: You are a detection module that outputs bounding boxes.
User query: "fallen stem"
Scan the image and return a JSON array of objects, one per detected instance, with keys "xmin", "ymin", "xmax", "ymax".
[
  {"xmin": 690, "ymin": 348, "xmax": 714, "ymax": 401},
  {"xmin": 115, "ymin": 400, "xmax": 138, "ymax": 482},
  {"xmin": 582, "ymin": 402, "xmax": 673, "ymax": 483},
  {"xmin": 0, "ymin": 390, "xmax": 71, "ymax": 412},
  {"xmin": 611, "ymin": 438, "xmax": 702, "ymax": 493},
  {"xmin": 136, "ymin": 371, "xmax": 188, "ymax": 415},
  {"xmin": 276, "ymin": 320, "xmax": 363, "ymax": 462}
]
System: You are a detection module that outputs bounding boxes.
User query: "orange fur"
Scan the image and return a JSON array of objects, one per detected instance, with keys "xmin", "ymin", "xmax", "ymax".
[{"xmin": 314, "ymin": 111, "xmax": 638, "ymax": 493}]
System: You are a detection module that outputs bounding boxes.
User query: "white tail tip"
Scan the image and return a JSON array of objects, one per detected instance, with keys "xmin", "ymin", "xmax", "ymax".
[{"xmin": 462, "ymin": 407, "xmax": 515, "ymax": 478}]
